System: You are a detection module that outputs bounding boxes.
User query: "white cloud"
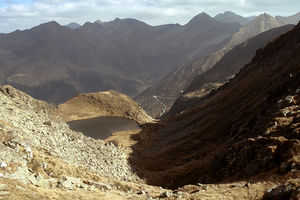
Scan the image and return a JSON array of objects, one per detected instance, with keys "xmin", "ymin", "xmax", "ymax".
[{"xmin": 0, "ymin": 0, "xmax": 299, "ymax": 33}]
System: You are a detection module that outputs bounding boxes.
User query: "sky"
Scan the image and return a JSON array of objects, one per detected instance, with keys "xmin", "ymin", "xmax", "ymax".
[{"xmin": 0, "ymin": 0, "xmax": 299, "ymax": 33}]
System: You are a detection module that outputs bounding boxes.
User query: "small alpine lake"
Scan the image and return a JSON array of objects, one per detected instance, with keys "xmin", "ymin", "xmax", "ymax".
[{"xmin": 67, "ymin": 116, "xmax": 140, "ymax": 140}]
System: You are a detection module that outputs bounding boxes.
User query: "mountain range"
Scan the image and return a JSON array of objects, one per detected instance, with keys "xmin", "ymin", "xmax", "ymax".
[
  {"xmin": 0, "ymin": 11, "xmax": 299, "ymax": 113},
  {"xmin": 0, "ymin": 12, "xmax": 240, "ymax": 104}
]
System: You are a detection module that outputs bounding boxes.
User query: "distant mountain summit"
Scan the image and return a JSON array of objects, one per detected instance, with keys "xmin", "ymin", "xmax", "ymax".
[
  {"xmin": 185, "ymin": 12, "xmax": 218, "ymax": 27},
  {"xmin": 94, "ymin": 19, "xmax": 103, "ymax": 24},
  {"xmin": 226, "ymin": 13, "xmax": 285, "ymax": 48},
  {"xmin": 276, "ymin": 12, "xmax": 300, "ymax": 24},
  {"xmin": 214, "ymin": 11, "xmax": 249, "ymax": 25},
  {"xmin": 34, "ymin": 21, "xmax": 62, "ymax": 31},
  {"xmin": 65, "ymin": 22, "xmax": 81, "ymax": 29}
]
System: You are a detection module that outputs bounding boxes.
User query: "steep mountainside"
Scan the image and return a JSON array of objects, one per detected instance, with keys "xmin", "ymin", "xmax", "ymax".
[
  {"xmin": 0, "ymin": 14, "xmax": 240, "ymax": 104},
  {"xmin": 58, "ymin": 90, "xmax": 153, "ymax": 124},
  {"xmin": 167, "ymin": 24, "xmax": 294, "ymax": 116},
  {"xmin": 214, "ymin": 11, "xmax": 249, "ymax": 25},
  {"xmin": 130, "ymin": 22, "xmax": 300, "ymax": 190},
  {"xmin": 136, "ymin": 13, "xmax": 287, "ymax": 118}
]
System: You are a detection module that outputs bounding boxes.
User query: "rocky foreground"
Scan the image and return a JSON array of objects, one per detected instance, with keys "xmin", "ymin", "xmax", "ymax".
[
  {"xmin": 1, "ymin": 85, "xmax": 273, "ymax": 200},
  {"xmin": 0, "ymin": 84, "xmax": 299, "ymax": 199},
  {"xmin": 0, "ymin": 84, "xmax": 278, "ymax": 200}
]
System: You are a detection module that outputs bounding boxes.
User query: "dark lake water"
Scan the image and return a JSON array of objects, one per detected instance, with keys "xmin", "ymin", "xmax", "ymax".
[{"xmin": 67, "ymin": 116, "xmax": 140, "ymax": 139}]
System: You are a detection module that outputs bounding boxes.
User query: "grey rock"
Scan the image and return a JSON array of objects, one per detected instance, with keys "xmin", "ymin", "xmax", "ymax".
[
  {"xmin": 48, "ymin": 178, "xmax": 58, "ymax": 188},
  {"xmin": 27, "ymin": 175, "xmax": 38, "ymax": 185},
  {"xmin": 89, "ymin": 185, "xmax": 96, "ymax": 191},
  {"xmin": 0, "ymin": 191, "xmax": 11, "ymax": 195},
  {"xmin": 0, "ymin": 161, "xmax": 7, "ymax": 168},
  {"xmin": 159, "ymin": 191, "xmax": 171, "ymax": 198},
  {"xmin": 15, "ymin": 185, "xmax": 25, "ymax": 190},
  {"xmin": 88, "ymin": 181, "xmax": 112, "ymax": 191},
  {"xmin": 0, "ymin": 184, "xmax": 9, "ymax": 190},
  {"xmin": 60, "ymin": 176, "xmax": 81, "ymax": 190},
  {"xmin": 25, "ymin": 146, "xmax": 33, "ymax": 161},
  {"xmin": 42, "ymin": 162, "xmax": 47, "ymax": 170},
  {"xmin": 60, "ymin": 179, "xmax": 73, "ymax": 190},
  {"xmin": 263, "ymin": 183, "xmax": 300, "ymax": 200},
  {"xmin": 35, "ymin": 173, "xmax": 50, "ymax": 187}
]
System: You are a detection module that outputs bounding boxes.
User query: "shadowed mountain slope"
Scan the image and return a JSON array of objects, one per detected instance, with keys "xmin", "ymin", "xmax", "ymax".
[
  {"xmin": 167, "ymin": 24, "xmax": 295, "ymax": 116},
  {"xmin": 130, "ymin": 22, "xmax": 300, "ymax": 189}
]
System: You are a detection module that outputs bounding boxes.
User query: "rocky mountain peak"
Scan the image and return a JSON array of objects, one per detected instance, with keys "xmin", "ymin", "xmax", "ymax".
[
  {"xmin": 214, "ymin": 11, "xmax": 249, "ymax": 25},
  {"xmin": 250, "ymin": 13, "xmax": 284, "ymax": 31},
  {"xmin": 253, "ymin": 13, "xmax": 284, "ymax": 25},
  {"xmin": 65, "ymin": 22, "xmax": 81, "ymax": 29},
  {"xmin": 107, "ymin": 17, "xmax": 149, "ymax": 28},
  {"xmin": 94, "ymin": 19, "xmax": 103, "ymax": 24},
  {"xmin": 254, "ymin": 13, "xmax": 271, "ymax": 21},
  {"xmin": 223, "ymin": 13, "xmax": 285, "ymax": 50},
  {"xmin": 276, "ymin": 11, "xmax": 300, "ymax": 24},
  {"xmin": 186, "ymin": 12, "xmax": 216, "ymax": 26},
  {"xmin": 35, "ymin": 21, "xmax": 62, "ymax": 30}
]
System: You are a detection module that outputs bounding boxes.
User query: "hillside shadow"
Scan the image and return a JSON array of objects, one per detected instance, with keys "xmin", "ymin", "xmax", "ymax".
[{"xmin": 128, "ymin": 91, "xmax": 300, "ymax": 190}]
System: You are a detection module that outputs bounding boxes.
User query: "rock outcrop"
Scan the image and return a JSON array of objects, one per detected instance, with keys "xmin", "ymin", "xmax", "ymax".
[{"xmin": 0, "ymin": 85, "xmax": 140, "ymax": 182}]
